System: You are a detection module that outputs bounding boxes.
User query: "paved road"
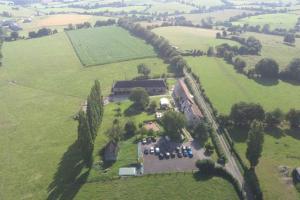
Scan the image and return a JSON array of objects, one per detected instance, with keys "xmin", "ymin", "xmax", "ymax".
[{"xmin": 184, "ymin": 70, "xmax": 252, "ymax": 199}]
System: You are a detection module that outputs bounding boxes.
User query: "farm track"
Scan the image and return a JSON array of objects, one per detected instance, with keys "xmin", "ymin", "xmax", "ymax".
[{"xmin": 184, "ymin": 69, "xmax": 253, "ymax": 199}]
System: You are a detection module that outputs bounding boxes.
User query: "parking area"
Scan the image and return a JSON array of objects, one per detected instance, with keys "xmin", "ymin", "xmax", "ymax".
[{"xmin": 141, "ymin": 137, "xmax": 209, "ymax": 174}]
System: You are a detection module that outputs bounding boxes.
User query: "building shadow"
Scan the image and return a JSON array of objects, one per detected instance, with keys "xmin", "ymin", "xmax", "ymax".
[
  {"xmin": 193, "ymin": 171, "xmax": 213, "ymax": 181},
  {"xmin": 124, "ymin": 104, "xmax": 142, "ymax": 117},
  {"xmin": 47, "ymin": 141, "xmax": 90, "ymax": 200}
]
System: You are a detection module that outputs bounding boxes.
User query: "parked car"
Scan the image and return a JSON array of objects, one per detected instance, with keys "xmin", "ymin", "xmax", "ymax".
[
  {"xmin": 144, "ymin": 149, "xmax": 149, "ymax": 155},
  {"xmin": 171, "ymin": 152, "xmax": 176, "ymax": 158},
  {"xmin": 150, "ymin": 147, "xmax": 154, "ymax": 154},
  {"xmin": 147, "ymin": 137, "xmax": 152, "ymax": 144},
  {"xmin": 176, "ymin": 146, "xmax": 181, "ymax": 152},
  {"xmin": 155, "ymin": 147, "xmax": 160, "ymax": 154},
  {"xmin": 159, "ymin": 153, "xmax": 164, "ymax": 159},
  {"xmin": 183, "ymin": 149, "xmax": 188, "ymax": 157},
  {"xmin": 165, "ymin": 152, "xmax": 170, "ymax": 159},
  {"xmin": 182, "ymin": 146, "xmax": 187, "ymax": 150},
  {"xmin": 177, "ymin": 152, "xmax": 183, "ymax": 158},
  {"xmin": 142, "ymin": 138, "xmax": 147, "ymax": 145},
  {"xmin": 187, "ymin": 146, "xmax": 192, "ymax": 151},
  {"xmin": 187, "ymin": 149, "xmax": 193, "ymax": 158}
]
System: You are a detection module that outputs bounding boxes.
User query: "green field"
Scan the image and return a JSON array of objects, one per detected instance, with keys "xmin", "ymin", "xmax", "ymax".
[
  {"xmin": 67, "ymin": 26, "xmax": 156, "ymax": 66},
  {"xmin": 153, "ymin": 26, "xmax": 240, "ymax": 51},
  {"xmin": 147, "ymin": 2, "xmax": 195, "ymax": 14},
  {"xmin": 0, "ymin": 32, "xmax": 170, "ymax": 199},
  {"xmin": 187, "ymin": 56, "xmax": 300, "ymax": 199},
  {"xmin": 237, "ymin": 32, "xmax": 300, "ymax": 69},
  {"xmin": 233, "ymin": 13, "xmax": 299, "ymax": 30},
  {"xmin": 186, "ymin": 56, "xmax": 300, "ymax": 114},
  {"xmin": 76, "ymin": 173, "xmax": 240, "ymax": 200},
  {"xmin": 189, "ymin": 0, "xmax": 224, "ymax": 7}
]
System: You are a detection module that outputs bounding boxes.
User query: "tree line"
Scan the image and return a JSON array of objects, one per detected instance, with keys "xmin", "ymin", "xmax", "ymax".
[
  {"xmin": 77, "ymin": 80, "xmax": 104, "ymax": 166},
  {"xmin": 118, "ymin": 18, "xmax": 187, "ymax": 76}
]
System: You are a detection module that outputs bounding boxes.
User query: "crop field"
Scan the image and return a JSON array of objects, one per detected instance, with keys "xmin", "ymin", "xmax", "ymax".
[
  {"xmin": 0, "ymin": 32, "xmax": 170, "ymax": 199},
  {"xmin": 237, "ymin": 32, "xmax": 300, "ymax": 69},
  {"xmin": 233, "ymin": 13, "xmax": 299, "ymax": 30},
  {"xmin": 186, "ymin": 56, "xmax": 300, "ymax": 114},
  {"xmin": 147, "ymin": 2, "xmax": 195, "ymax": 14},
  {"xmin": 153, "ymin": 26, "xmax": 240, "ymax": 51},
  {"xmin": 76, "ymin": 173, "xmax": 239, "ymax": 200},
  {"xmin": 67, "ymin": 26, "xmax": 156, "ymax": 66},
  {"xmin": 181, "ymin": 9, "xmax": 254, "ymax": 24},
  {"xmin": 187, "ymin": 56, "xmax": 300, "ymax": 200}
]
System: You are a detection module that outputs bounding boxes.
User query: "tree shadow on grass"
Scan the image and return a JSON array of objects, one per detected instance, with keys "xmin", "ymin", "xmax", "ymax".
[
  {"xmin": 124, "ymin": 104, "xmax": 142, "ymax": 117},
  {"xmin": 285, "ymin": 127, "xmax": 300, "ymax": 140},
  {"xmin": 47, "ymin": 141, "xmax": 90, "ymax": 200},
  {"xmin": 228, "ymin": 126, "xmax": 249, "ymax": 143},
  {"xmin": 264, "ymin": 126, "xmax": 285, "ymax": 139},
  {"xmin": 253, "ymin": 77, "xmax": 279, "ymax": 86},
  {"xmin": 193, "ymin": 171, "xmax": 213, "ymax": 181}
]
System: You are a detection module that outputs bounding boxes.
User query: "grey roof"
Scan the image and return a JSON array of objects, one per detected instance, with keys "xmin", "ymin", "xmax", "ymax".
[
  {"xmin": 119, "ymin": 167, "xmax": 137, "ymax": 176},
  {"xmin": 113, "ymin": 79, "xmax": 166, "ymax": 89}
]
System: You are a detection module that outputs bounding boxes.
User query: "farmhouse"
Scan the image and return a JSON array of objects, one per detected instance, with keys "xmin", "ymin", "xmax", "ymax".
[
  {"xmin": 112, "ymin": 79, "xmax": 167, "ymax": 95},
  {"xmin": 173, "ymin": 79, "xmax": 203, "ymax": 126}
]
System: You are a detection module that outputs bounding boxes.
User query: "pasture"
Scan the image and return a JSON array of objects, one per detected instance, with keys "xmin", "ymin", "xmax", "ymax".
[
  {"xmin": 153, "ymin": 26, "xmax": 240, "ymax": 51},
  {"xmin": 186, "ymin": 56, "xmax": 300, "ymax": 114},
  {"xmin": 233, "ymin": 13, "xmax": 299, "ymax": 30},
  {"xmin": 0, "ymin": 32, "xmax": 169, "ymax": 199},
  {"xmin": 238, "ymin": 32, "xmax": 300, "ymax": 69},
  {"xmin": 147, "ymin": 2, "xmax": 195, "ymax": 14},
  {"xmin": 187, "ymin": 56, "xmax": 300, "ymax": 199},
  {"xmin": 181, "ymin": 9, "xmax": 254, "ymax": 24},
  {"xmin": 75, "ymin": 173, "xmax": 239, "ymax": 200},
  {"xmin": 67, "ymin": 26, "xmax": 156, "ymax": 66},
  {"xmin": 189, "ymin": 0, "xmax": 224, "ymax": 7}
]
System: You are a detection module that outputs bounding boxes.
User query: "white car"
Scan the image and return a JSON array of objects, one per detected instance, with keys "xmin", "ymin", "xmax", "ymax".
[
  {"xmin": 150, "ymin": 147, "xmax": 155, "ymax": 154},
  {"xmin": 142, "ymin": 138, "xmax": 147, "ymax": 145}
]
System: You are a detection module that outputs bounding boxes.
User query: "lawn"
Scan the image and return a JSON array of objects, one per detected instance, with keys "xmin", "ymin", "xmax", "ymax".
[
  {"xmin": 75, "ymin": 173, "xmax": 240, "ymax": 200},
  {"xmin": 237, "ymin": 32, "xmax": 300, "ymax": 69},
  {"xmin": 233, "ymin": 13, "xmax": 299, "ymax": 30},
  {"xmin": 67, "ymin": 26, "xmax": 156, "ymax": 66},
  {"xmin": 153, "ymin": 26, "xmax": 240, "ymax": 51},
  {"xmin": 0, "ymin": 32, "xmax": 169, "ymax": 199},
  {"xmin": 186, "ymin": 56, "xmax": 300, "ymax": 114}
]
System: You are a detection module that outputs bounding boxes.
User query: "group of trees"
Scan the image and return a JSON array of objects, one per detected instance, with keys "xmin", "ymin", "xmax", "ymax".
[
  {"xmin": 137, "ymin": 63, "xmax": 151, "ymax": 77},
  {"xmin": 94, "ymin": 19, "xmax": 116, "ymax": 27},
  {"xmin": 192, "ymin": 120, "xmax": 212, "ymax": 144},
  {"xmin": 129, "ymin": 88, "xmax": 150, "ymax": 111},
  {"xmin": 118, "ymin": 18, "xmax": 187, "ymax": 76},
  {"xmin": 28, "ymin": 28, "xmax": 57, "ymax": 39},
  {"xmin": 161, "ymin": 111, "xmax": 186, "ymax": 140},
  {"xmin": 77, "ymin": 80, "xmax": 104, "ymax": 166}
]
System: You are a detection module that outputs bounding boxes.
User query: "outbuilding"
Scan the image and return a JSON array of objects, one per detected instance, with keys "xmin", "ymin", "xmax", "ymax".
[
  {"xmin": 160, "ymin": 97, "xmax": 170, "ymax": 109},
  {"xmin": 119, "ymin": 167, "xmax": 137, "ymax": 176}
]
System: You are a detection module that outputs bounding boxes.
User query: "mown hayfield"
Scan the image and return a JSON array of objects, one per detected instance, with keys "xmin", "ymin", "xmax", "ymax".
[
  {"xmin": 153, "ymin": 26, "xmax": 240, "ymax": 51},
  {"xmin": 181, "ymin": 9, "xmax": 254, "ymax": 24},
  {"xmin": 36, "ymin": 14, "xmax": 92, "ymax": 27},
  {"xmin": 186, "ymin": 56, "xmax": 300, "ymax": 114},
  {"xmin": 237, "ymin": 32, "xmax": 300, "ymax": 69},
  {"xmin": 75, "ymin": 173, "xmax": 239, "ymax": 200},
  {"xmin": 0, "ymin": 32, "xmax": 169, "ymax": 199},
  {"xmin": 67, "ymin": 26, "xmax": 156, "ymax": 66},
  {"xmin": 233, "ymin": 13, "xmax": 299, "ymax": 30}
]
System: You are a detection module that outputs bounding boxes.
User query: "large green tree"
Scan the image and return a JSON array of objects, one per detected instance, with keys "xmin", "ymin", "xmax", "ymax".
[
  {"xmin": 246, "ymin": 121, "xmax": 265, "ymax": 169},
  {"xmin": 286, "ymin": 109, "xmax": 300, "ymax": 129},
  {"xmin": 265, "ymin": 108, "xmax": 284, "ymax": 127},
  {"xmin": 193, "ymin": 120, "xmax": 212, "ymax": 143},
  {"xmin": 129, "ymin": 87, "xmax": 150, "ymax": 110},
  {"xmin": 161, "ymin": 111, "xmax": 186, "ymax": 139},
  {"xmin": 255, "ymin": 58, "xmax": 279, "ymax": 78}
]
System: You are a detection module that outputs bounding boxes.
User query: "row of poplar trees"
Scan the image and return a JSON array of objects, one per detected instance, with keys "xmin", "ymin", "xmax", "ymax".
[{"xmin": 77, "ymin": 80, "xmax": 104, "ymax": 166}]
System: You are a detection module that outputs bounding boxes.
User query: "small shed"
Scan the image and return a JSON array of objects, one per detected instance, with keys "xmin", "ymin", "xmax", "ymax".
[
  {"xmin": 160, "ymin": 97, "xmax": 170, "ymax": 109},
  {"xmin": 104, "ymin": 141, "xmax": 119, "ymax": 162},
  {"xmin": 119, "ymin": 167, "xmax": 137, "ymax": 176},
  {"xmin": 296, "ymin": 167, "xmax": 300, "ymax": 181}
]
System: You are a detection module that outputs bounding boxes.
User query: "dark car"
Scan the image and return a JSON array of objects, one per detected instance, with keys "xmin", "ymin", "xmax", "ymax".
[
  {"xmin": 176, "ymin": 146, "xmax": 181, "ymax": 153},
  {"xmin": 187, "ymin": 149, "xmax": 193, "ymax": 158},
  {"xmin": 177, "ymin": 152, "xmax": 183, "ymax": 158},
  {"xmin": 144, "ymin": 149, "xmax": 149, "ymax": 155},
  {"xmin": 171, "ymin": 152, "xmax": 176, "ymax": 158},
  {"xmin": 183, "ymin": 149, "xmax": 188, "ymax": 157},
  {"xmin": 159, "ymin": 153, "xmax": 164, "ymax": 160}
]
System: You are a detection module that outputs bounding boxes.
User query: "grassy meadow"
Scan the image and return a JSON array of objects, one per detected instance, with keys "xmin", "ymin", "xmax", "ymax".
[
  {"xmin": 237, "ymin": 32, "xmax": 300, "ymax": 69},
  {"xmin": 67, "ymin": 26, "xmax": 156, "ymax": 66},
  {"xmin": 0, "ymin": 32, "xmax": 170, "ymax": 199},
  {"xmin": 187, "ymin": 56, "xmax": 300, "ymax": 199},
  {"xmin": 147, "ymin": 2, "xmax": 195, "ymax": 14},
  {"xmin": 75, "ymin": 173, "xmax": 240, "ymax": 200},
  {"xmin": 153, "ymin": 26, "xmax": 240, "ymax": 51},
  {"xmin": 186, "ymin": 56, "xmax": 300, "ymax": 114},
  {"xmin": 233, "ymin": 13, "xmax": 299, "ymax": 30}
]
